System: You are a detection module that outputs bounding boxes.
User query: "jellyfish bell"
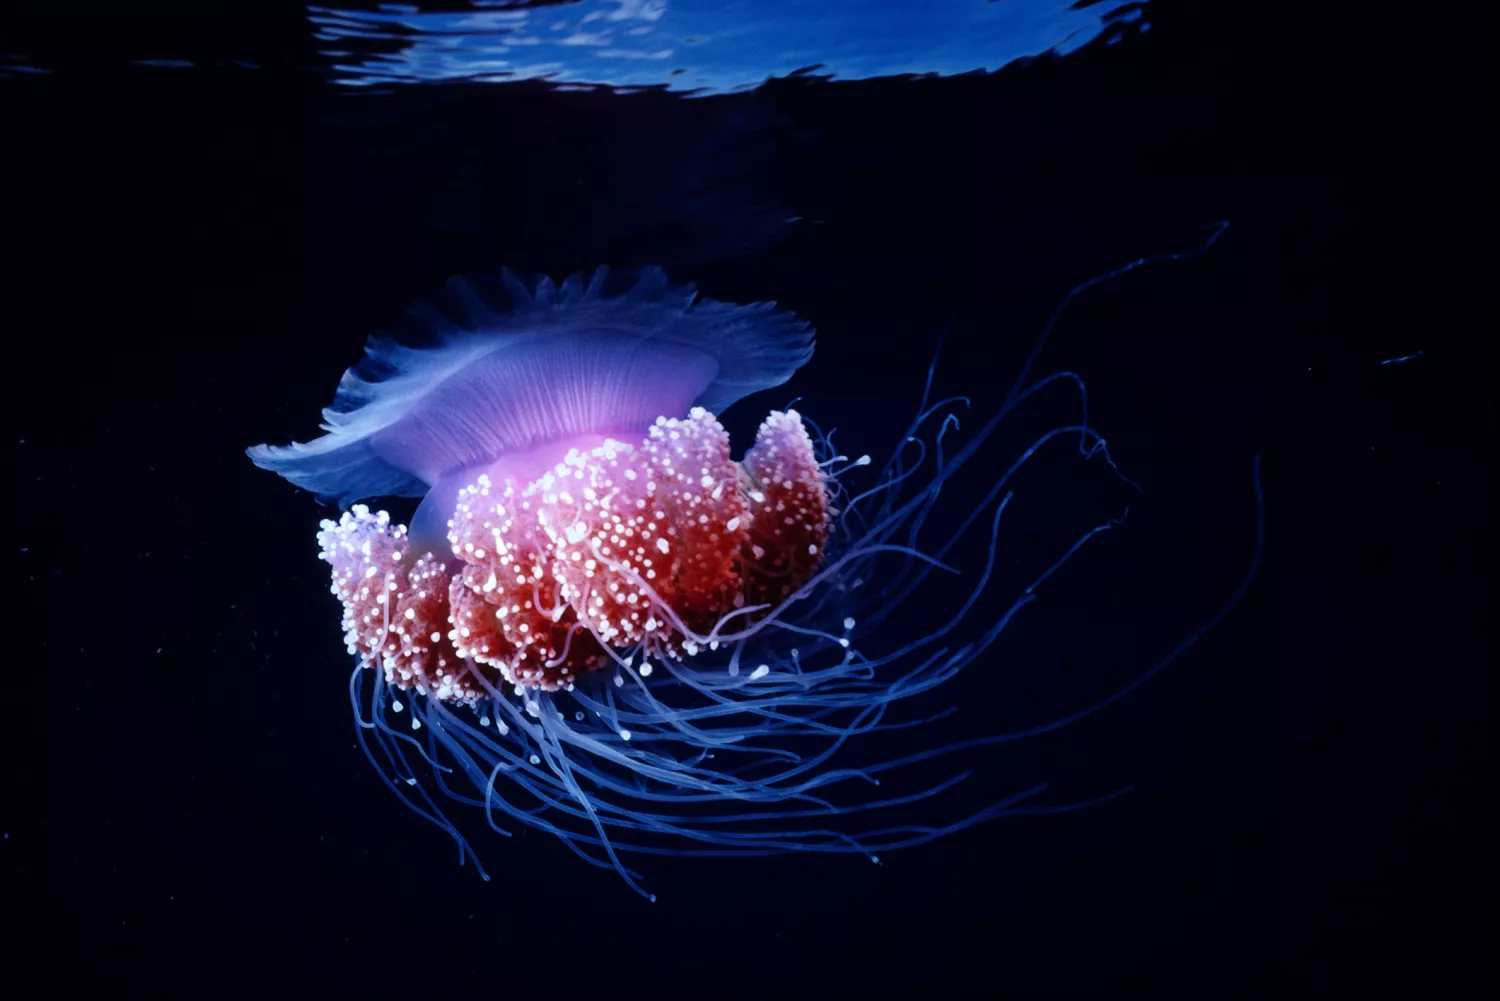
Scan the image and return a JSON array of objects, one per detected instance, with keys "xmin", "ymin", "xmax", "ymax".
[
  {"xmin": 249, "ymin": 238, "xmax": 1260, "ymax": 902},
  {"xmin": 248, "ymin": 267, "xmax": 815, "ymax": 561}
]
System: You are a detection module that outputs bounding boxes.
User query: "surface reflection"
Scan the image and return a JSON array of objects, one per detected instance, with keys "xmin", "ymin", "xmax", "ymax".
[{"xmin": 311, "ymin": 0, "xmax": 1143, "ymax": 92}]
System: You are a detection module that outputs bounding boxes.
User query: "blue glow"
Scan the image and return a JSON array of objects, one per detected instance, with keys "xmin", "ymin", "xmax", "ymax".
[{"xmin": 308, "ymin": 0, "xmax": 1143, "ymax": 93}]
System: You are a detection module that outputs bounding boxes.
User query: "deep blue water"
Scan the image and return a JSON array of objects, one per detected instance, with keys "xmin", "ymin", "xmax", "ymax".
[{"xmin": 9, "ymin": 0, "xmax": 1494, "ymax": 993}]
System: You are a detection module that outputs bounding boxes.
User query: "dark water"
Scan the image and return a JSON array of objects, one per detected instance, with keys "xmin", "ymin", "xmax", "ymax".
[{"xmin": 9, "ymin": 0, "xmax": 1494, "ymax": 991}]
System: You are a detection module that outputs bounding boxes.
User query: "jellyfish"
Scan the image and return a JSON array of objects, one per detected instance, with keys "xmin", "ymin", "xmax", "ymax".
[{"xmin": 249, "ymin": 240, "xmax": 1260, "ymax": 901}]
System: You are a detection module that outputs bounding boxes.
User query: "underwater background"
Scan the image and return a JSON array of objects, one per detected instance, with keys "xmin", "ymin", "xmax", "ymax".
[{"xmin": 7, "ymin": 0, "xmax": 1494, "ymax": 992}]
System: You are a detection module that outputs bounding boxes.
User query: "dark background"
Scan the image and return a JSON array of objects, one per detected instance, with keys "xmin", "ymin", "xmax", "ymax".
[{"xmin": 7, "ymin": 0, "xmax": 1494, "ymax": 992}]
